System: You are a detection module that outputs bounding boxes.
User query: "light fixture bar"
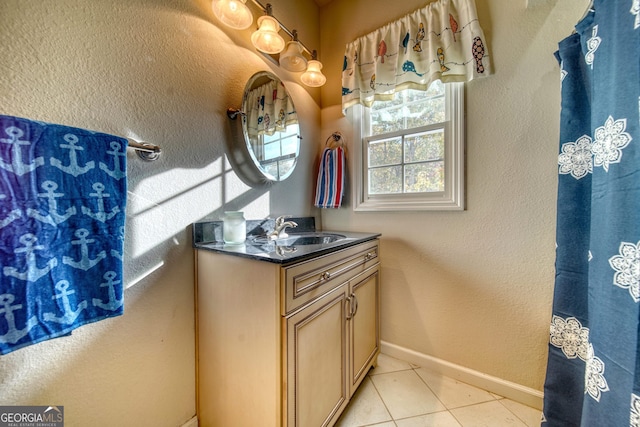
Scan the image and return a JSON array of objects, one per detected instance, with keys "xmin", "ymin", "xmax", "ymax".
[{"xmin": 249, "ymin": 0, "xmax": 315, "ymax": 58}]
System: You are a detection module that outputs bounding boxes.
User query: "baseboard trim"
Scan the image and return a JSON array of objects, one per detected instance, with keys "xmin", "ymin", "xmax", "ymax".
[
  {"xmin": 181, "ymin": 415, "xmax": 198, "ymax": 427},
  {"xmin": 380, "ymin": 341, "xmax": 543, "ymax": 410}
]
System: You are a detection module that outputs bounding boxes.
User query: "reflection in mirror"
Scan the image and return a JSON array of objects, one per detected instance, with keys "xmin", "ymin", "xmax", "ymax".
[{"xmin": 242, "ymin": 71, "xmax": 299, "ymax": 181}]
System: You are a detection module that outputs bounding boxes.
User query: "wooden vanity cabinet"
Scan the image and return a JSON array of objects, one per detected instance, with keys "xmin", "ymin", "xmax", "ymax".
[{"xmin": 195, "ymin": 239, "xmax": 380, "ymax": 427}]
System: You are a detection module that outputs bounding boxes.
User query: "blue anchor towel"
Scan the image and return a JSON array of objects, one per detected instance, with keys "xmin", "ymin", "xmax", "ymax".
[{"xmin": 0, "ymin": 114, "xmax": 127, "ymax": 354}]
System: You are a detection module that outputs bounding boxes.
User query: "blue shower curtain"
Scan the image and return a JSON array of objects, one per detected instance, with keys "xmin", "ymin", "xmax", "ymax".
[{"xmin": 542, "ymin": 1, "xmax": 640, "ymax": 425}]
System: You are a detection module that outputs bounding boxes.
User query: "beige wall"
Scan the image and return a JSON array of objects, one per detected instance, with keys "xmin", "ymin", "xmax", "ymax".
[
  {"xmin": 319, "ymin": 0, "xmax": 589, "ymax": 392},
  {"xmin": 0, "ymin": 1, "xmax": 319, "ymax": 426}
]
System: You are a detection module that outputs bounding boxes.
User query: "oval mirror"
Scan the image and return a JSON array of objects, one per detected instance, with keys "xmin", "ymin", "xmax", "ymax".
[{"xmin": 240, "ymin": 71, "xmax": 300, "ymax": 182}]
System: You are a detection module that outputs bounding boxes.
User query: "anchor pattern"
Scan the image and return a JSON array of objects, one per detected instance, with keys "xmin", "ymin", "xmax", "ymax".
[
  {"xmin": 43, "ymin": 281, "xmax": 89, "ymax": 325},
  {"xmin": 50, "ymin": 133, "xmax": 95, "ymax": 177},
  {"xmin": 99, "ymin": 140, "xmax": 127, "ymax": 180},
  {"xmin": 0, "ymin": 114, "xmax": 127, "ymax": 354},
  {"xmin": 0, "ymin": 194, "xmax": 22, "ymax": 228},
  {"xmin": 111, "ymin": 226, "xmax": 125, "ymax": 261},
  {"xmin": 26, "ymin": 180, "xmax": 77, "ymax": 226},
  {"xmin": 92, "ymin": 271, "xmax": 124, "ymax": 311}
]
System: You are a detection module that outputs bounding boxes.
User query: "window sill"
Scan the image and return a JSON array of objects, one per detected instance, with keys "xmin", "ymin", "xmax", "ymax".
[{"xmin": 354, "ymin": 195, "xmax": 464, "ymax": 212}]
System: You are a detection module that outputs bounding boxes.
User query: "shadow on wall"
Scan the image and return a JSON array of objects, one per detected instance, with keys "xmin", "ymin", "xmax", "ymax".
[
  {"xmin": 95, "ymin": 0, "xmax": 316, "ymax": 286},
  {"xmin": 0, "ymin": 0, "xmax": 322, "ymax": 347}
]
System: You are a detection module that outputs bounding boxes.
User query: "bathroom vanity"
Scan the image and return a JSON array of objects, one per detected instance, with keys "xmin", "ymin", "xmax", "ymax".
[{"xmin": 193, "ymin": 220, "xmax": 380, "ymax": 427}]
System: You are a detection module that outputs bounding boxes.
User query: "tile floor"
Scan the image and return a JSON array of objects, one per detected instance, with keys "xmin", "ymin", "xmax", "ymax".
[{"xmin": 335, "ymin": 354, "xmax": 542, "ymax": 427}]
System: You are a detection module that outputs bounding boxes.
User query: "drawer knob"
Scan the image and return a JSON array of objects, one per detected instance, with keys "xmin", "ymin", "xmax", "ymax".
[
  {"xmin": 364, "ymin": 252, "xmax": 375, "ymax": 261},
  {"xmin": 320, "ymin": 271, "xmax": 331, "ymax": 281}
]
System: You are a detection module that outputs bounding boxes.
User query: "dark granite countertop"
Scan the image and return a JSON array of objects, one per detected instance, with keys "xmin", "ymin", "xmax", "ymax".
[{"xmin": 192, "ymin": 217, "xmax": 380, "ymax": 264}]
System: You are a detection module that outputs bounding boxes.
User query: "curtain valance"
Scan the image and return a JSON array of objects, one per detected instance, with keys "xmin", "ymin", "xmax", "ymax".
[
  {"xmin": 341, "ymin": 0, "xmax": 491, "ymax": 111},
  {"xmin": 245, "ymin": 79, "xmax": 297, "ymax": 139}
]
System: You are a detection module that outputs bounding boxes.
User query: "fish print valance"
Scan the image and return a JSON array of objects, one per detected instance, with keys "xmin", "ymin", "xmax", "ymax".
[
  {"xmin": 341, "ymin": 0, "xmax": 492, "ymax": 111},
  {"xmin": 245, "ymin": 79, "xmax": 297, "ymax": 140}
]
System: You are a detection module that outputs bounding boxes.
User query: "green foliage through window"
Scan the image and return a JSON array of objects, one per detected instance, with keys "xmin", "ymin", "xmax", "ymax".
[{"xmin": 365, "ymin": 84, "xmax": 446, "ymax": 195}]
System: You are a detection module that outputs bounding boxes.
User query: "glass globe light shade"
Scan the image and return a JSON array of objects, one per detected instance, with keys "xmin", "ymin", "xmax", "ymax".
[
  {"xmin": 251, "ymin": 15, "xmax": 285, "ymax": 54},
  {"xmin": 211, "ymin": 0, "xmax": 253, "ymax": 30},
  {"xmin": 301, "ymin": 59, "xmax": 327, "ymax": 87},
  {"xmin": 279, "ymin": 41, "xmax": 308, "ymax": 72}
]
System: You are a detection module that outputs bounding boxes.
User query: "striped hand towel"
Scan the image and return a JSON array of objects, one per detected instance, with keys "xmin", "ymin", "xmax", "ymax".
[{"xmin": 314, "ymin": 146, "xmax": 346, "ymax": 208}]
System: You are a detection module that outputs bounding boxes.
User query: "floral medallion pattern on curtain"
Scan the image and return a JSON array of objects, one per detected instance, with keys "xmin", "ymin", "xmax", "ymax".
[
  {"xmin": 543, "ymin": 1, "xmax": 640, "ymax": 425},
  {"xmin": 341, "ymin": 0, "xmax": 491, "ymax": 111}
]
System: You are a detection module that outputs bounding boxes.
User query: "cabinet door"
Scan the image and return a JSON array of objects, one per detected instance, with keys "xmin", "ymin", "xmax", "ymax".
[
  {"xmin": 285, "ymin": 284, "xmax": 349, "ymax": 427},
  {"xmin": 349, "ymin": 267, "xmax": 380, "ymax": 393}
]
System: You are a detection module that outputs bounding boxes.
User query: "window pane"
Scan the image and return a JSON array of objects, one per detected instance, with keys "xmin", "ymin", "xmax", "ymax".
[
  {"xmin": 263, "ymin": 142, "xmax": 280, "ymax": 160},
  {"xmin": 405, "ymin": 130, "xmax": 444, "ymax": 163},
  {"xmin": 263, "ymin": 132, "xmax": 278, "ymax": 143},
  {"xmin": 283, "ymin": 124, "xmax": 299, "ymax": 136},
  {"xmin": 281, "ymin": 135, "xmax": 298, "ymax": 156},
  {"xmin": 262, "ymin": 124, "xmax": 300, "ymax": 161},
  {"xmin": 278, "ymin": 158, "xmax": 296, "ymax": 179},
  {"xmin": 405, "ymin": 96, "xmax": 445, "ymax": 129},
  {"xmin": 368, "ymin": 138, "xmax": 402, "ymax": 167},
  {"xmin": 369, "ymin": 166, "xmax": 402, "ymax": 194},
  {"xmin": 404, "ymin": 162, "xmax": 444, "ymax": 193},
  {"xmin": 369, "ymin": 85, "xmax": 445, "ymax": 136},
  {"xmin": 262, "ymin": 161, "xmax": 277, "ymax": 178},
  {"xmin": 424, "ymin": 79, "xmax": 444, "ymax": 97},
  {"xmin": 371, "ymin": 107, "xmax": 404, "ymax": 134}
]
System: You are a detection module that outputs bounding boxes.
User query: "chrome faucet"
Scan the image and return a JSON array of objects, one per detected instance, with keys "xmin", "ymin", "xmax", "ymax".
[{"xmin": 268, "ymin": 215, "xmax": 298, "ymax": 240}]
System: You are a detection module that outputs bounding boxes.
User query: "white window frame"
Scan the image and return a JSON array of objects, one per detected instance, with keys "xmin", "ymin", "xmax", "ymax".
[{"xmin": 349, "ymin": 82, "xmax": 465, "ymax": 211}]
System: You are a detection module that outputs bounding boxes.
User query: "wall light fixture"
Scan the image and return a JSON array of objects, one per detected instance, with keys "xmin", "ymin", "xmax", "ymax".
[
  {"xmin": 300, "ymin": 50, "xmax": 327, "ymax": 87},
  {"xmin": 279, "ymin": 31, "xmax": 308, "ymax": 72},
  {"xmin": 251, "ymin": 9, "xmax": 285, "ymax": 54},
  {"xmin": 211, "ymin": 0, "xmax": 253, "ymax": 30},
  {"xmin": 212, "ymin": 0, "xmax": 326, "ymax": 87}
]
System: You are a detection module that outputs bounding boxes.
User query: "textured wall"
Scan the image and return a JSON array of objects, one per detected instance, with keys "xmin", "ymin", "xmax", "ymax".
[
  {"xmin": 0, "ymin": 0, "xmax": 319, "ymax": 426},
  {"xmin": 319, "ymin": 0, "xmax": 590, "ymax": 391}
]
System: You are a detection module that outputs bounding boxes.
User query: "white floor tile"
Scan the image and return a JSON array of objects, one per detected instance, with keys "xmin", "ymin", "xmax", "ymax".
[
  {"xmin": 344, "ymin": 354, "xmax": 537, "ymax": 427},
  {"xmin": 449, "ymin": 400, "xmax": 527, "ymax": 426},
  {"xmin": 369, "ymin": 353, "xmax": 414, "ymax": 375},
  {"xmin": 498, "ymin": 399, "xmax": 543, "ymax": 427},
  {"xmin": 370, "ymin": 370, "xmax": 446, "ymax": 419},
  {"xmin": 395, "ymin": 411, "xmax": 462, "ymax": 427},
  {"xmin": 335, "ymin": 377, "xmax": 392, "ymax": 427},
  {"xmin": 415, "ymin": 368, "xmax": 496, "ymax": 409}
]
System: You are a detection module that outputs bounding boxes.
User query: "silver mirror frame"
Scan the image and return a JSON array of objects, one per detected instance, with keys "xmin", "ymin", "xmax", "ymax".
[{"xmin": 227, "ymin": 71, "xmax": 300, "ymax": 183}]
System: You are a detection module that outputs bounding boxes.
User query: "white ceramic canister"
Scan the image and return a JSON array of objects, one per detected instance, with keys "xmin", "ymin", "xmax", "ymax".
[{"xmin": 223, "ymin": 211, "xmax": 246, "ymax": 244}]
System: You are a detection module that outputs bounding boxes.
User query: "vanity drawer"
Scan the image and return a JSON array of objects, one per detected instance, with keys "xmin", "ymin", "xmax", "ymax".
[{"xmin": 282, "ymin": 240, "xmax": 379, "ymax": 315}]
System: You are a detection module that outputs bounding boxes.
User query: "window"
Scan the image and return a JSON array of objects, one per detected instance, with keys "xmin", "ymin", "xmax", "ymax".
[
  {"xmin": 351, "ymin": 81, "xmax": 464, "ymax": 211},
  {"xmin": 254, "ymin": 124, "xmax": 300, "ymax": 181}
]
